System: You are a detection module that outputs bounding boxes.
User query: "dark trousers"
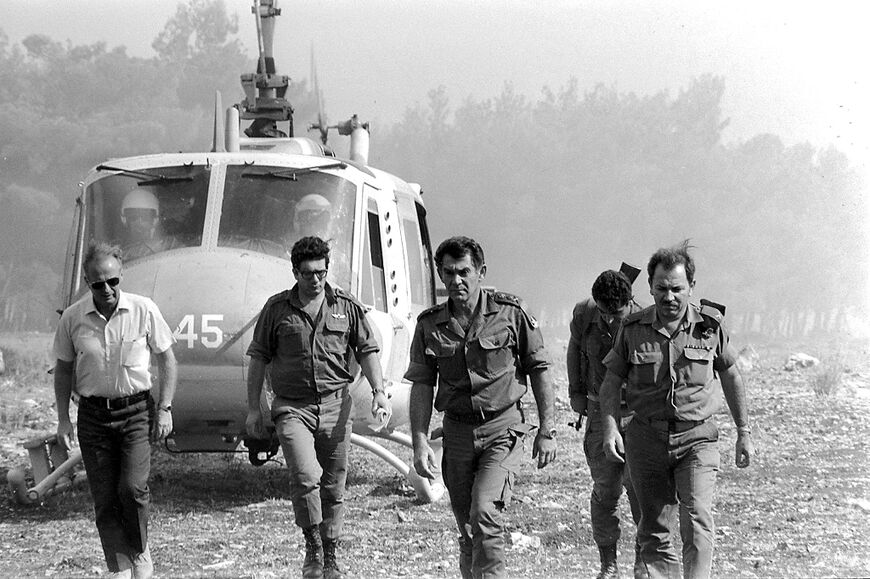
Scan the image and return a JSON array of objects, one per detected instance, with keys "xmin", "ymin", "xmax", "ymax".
[
  {"xmin": 77, "ymin": 397, "xmax": 152, "ymax": 573},
  {"xmin": 626, "ymin": 419, "xmax": 719, "ymax": 579},
  {"xmin": 272, "ymin": 391, "xmax": 353, "ymax": 540},
  {"xmin": 584, "ymin": 405, "xmax": 641, "ymax": 547},
  {"xmin": 442, "ymin": 408, "xmax": 526, "ymax": 579}
]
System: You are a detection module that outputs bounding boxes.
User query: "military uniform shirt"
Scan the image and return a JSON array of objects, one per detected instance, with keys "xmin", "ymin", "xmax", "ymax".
[
  {"xmin": 568, "ymin": 297, "xmax": 643, "ymax": 401},
  {"xmin": 53, "ymin": 291, "xmax": 175, "ymax": 398},
  {"xmin": 603, "ymin": 303, "xmax": 738, "ymax": 421},
  {"xmin": 404, "ymin": 289, "xmax": 549, "ymax": 417},
  {"xmin": 247, "ymin": 283, "xmax": 379, "ymax": 400}
]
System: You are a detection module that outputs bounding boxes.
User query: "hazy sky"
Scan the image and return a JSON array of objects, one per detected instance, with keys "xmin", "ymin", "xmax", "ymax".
[{"xmin": 3, "ymin": 0, "xmax": 867, "ymax": 167}]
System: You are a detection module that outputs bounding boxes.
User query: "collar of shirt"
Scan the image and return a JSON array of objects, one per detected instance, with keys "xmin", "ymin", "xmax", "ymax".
[
  {"xmin": 436, "ymin": 290, "xmax": 500, "ymax": 340},
  {"xmin": 641, "ymin": 303, "xmax": 703, "ymax": 337},
  {"xmin": 83, "ymin": 289, "xmax": 132, "ymax": 319},
  {"xmin": 286, "ymin": 282, "xmax": 338, "ymax": 310}
]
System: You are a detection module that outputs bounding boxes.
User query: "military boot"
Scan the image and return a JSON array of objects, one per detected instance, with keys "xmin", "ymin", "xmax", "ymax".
[
  {"xmin": 322, "ymin": 539, "xmax": 343, "ymax": 579},
  {"xmin": 596, "ymin": 544, "xmax": 619, "ymax": 579},
  {"xmin": 302, "ymin": 525, "xmax": 324, "ymax": 579}
]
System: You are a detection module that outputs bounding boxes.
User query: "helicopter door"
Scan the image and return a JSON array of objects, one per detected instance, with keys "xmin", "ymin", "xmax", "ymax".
[
  {"xmin": 395, "ymin": 194, "xmax": 436, "ymax": 316},
  {"xmin": 360, "ymin": 197, "xmax": 387, "ymax": 311}
]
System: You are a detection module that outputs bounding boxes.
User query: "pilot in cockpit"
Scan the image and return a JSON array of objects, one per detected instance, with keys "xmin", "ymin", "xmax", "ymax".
[{"xmin": 120, "ymin": 189, "xmax": 183, "ymax": 261}]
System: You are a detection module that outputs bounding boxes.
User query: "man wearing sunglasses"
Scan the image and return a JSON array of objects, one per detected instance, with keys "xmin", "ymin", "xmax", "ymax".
[
  {"xmin": 53, "ymin": 241, "xmax": 177, "ymax": 579},
  {"xmin": 567, "ymin": 266, "xmax": 645, "ymax": 579},
  {"xmin": 246, "ymin": 236, "xmax": 390, "ymax": 579}
]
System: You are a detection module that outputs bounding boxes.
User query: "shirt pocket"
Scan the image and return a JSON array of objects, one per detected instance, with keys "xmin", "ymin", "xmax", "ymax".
[
  {"xmin": 476, "ymin": 329, "xmax": 516, "ymax": 376},
  {"xmin": 277, "ymin": 320, "xmax": 307, "ymax": 353},
  {"xmin": 121, "ymin": 336, "xmax": 150, "ymax": 368},
  {"xmin": 323, "ymin": 315, "xmax": 350, "ymax": 353},
  {"xmin": 681, "ymin": 347, "xmax": 714, "ymax": 385},
  {"xmin": 629, "ymin": 350, "xmax": 662, "ymax": 384},
  {"xmin": 424, "ymin": 340, "xmax": 458, "ymax": 359}
]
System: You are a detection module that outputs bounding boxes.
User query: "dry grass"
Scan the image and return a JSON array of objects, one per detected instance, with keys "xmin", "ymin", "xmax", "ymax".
[{"xmin": 1, "ymin": 334, "xmax": 869, "ymax": 578}]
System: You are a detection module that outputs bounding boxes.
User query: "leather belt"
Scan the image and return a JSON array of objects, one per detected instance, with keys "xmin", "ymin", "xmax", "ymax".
[
  {"xmin": 446, "ymin": 404, "xmax": 515, "ymax": 426},
  {"xmin": 80, "ymin": 390, "xmax": 149, "ymax": 410},
  {"xmin": 636, "ymin": 415, "xmax": 710, "ymax": 433}
]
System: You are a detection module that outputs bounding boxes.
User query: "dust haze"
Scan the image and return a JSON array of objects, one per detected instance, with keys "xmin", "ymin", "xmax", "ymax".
[{"xmin": 0, "ymin": 0, "xmax": 867, "ymax": 340}]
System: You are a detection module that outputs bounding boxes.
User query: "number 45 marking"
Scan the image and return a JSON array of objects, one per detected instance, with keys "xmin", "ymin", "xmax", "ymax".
[{"xmin": 174, "ymin": 314, "xmax": 224, "ymax": 349}]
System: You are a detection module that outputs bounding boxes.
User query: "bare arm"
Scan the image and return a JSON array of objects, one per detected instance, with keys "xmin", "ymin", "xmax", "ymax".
[
  {"xmin": 359, "ymin": 351, "xmax": 390, "ymax": 418},
  {"xmin": 409, "ymin": 381, "xmax": 438, "ymax": 479},
  {"xmin": 600, "ymin": 370, "xmax": 625, "ymax": 463},
  {"xmin": 720, "ymin": 364, "xmax": 753, "ymax": 467},
  {"xmin": 54, "ymin": 359, "xmax": 75, "ymax": 450},
  {"xmin": 529, "ymin": 368, "xmax": 557, "ymax": 468},
  {"xmin": 245, "ymin": 357, "xmax": 268, "ymax": 439},
  {"xmin": 152, "ymin": 347, "xmax": 178, "ymax": 442}
]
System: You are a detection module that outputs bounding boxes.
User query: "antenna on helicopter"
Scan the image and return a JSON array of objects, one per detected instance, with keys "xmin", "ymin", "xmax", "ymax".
[
  {"xmin": 238, "ymin": 0, "xmax": 293, "ymax": 138},
  {"xmin": 306, "ymin": 49, "xmax": 371, "ymax": 164},
  {"xmin": 308, "ymin": 47, "xmax": 329, "ymax": 146}
]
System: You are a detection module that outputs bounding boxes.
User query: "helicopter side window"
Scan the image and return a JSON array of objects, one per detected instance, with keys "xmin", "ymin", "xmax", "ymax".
[
  {"xmin": 396, "ymin": 194, "xmax": 435, "ymax": 309},
  {"xmin": 219, "ymin": 166, "xmax": 356, "ymax": 290},
  {"xmin": 84, "ymin": 166, "xmax": 209, "ymax": 263},
  {"xmin": 360, "ymin": 201, "xmax": 387, "ymax": 312}
]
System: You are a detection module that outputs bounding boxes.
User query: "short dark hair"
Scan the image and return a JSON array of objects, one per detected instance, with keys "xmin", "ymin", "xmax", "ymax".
[
  {"xmin": 83, "ymin": 241, "xmax": 123, "ymax": 273},
  {"xmin": 434, "ymin": 236, "xmax": 485, "ymax": 270},
  {"xmin": 591, "ymin": 270, "xmax": 633, "ymax": 312},
  {"xmin": 290, "ymin": 236, "xmax": 330, "ymax": 269},
  {"xmin": 647, "ymin": 239, "xmax": 696, "ymax": 284}
]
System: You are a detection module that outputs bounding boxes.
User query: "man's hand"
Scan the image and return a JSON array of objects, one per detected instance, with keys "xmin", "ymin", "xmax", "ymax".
[
  {"xmin": 602, "ymin": 429, "xmax": 625, "ymax": 463},
  {"xmin": 152, "ymin": 408, "xmax": 173, "ymax": 442},
  {"xmin": 532, "ymin": 434, "xmax": 557, "ymax": 469},
  {"xmin": 371, "ymin": 390, "xmax": 391, "ymax": 424},
  {"xmin": 736, "ymin": 432, "xmax": 753, "ymax": 468},
  {"xmin": 413, "ymin": 442, "xmax": 439, "ymax": 480},
  {"xmin": 56, "ymin": 418, "xmax": 75, "ymax": 451},
  {"xmin": 246, "ymin": 408, "xmax": 267, "ymax": 439}
]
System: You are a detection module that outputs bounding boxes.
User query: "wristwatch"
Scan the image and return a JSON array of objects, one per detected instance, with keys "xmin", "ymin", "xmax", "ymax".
[
  {"xmin": 540, "ymin": 426, "xmax": 557, "ymax": 439},
  {"xmin": 159, "ymin": 404, "xmax": 172, "ymax": 412}
]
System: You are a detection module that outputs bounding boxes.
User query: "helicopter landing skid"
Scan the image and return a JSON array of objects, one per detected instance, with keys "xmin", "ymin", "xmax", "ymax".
[{"xmin": 350, "ymin": 432, "xmax": 445, "ymax": 504}]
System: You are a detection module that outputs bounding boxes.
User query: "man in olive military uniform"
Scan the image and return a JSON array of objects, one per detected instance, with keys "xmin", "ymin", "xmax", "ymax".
[
  {"xmin": 567, "ymin": 267, "xmax": 644, "ymax": 579},
  {"xmin": 407, "ymin": 236, "xmax": 557, "ymax": 579},
  {"xmin": 601, "ymin": 241, "xmax": 753, "ymax": 579},
  {"xmin": 246, "ymin": 236, "xmax": 391, "ymax": 579}
]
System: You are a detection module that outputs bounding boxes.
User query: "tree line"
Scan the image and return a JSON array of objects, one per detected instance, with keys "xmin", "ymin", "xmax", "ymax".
[{"xmin": 0, "ymin": 0, "xmax": 865, "ymax": 340}]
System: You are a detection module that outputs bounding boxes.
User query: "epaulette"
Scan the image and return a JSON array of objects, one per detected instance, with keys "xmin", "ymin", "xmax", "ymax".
[
  {"xmin": 622, "ymin": 306, "xmax": 650, "ymax": 326},
  {"xmin": 417, "ymin": 302, "xmax": 446, "ymax": 321},
  {"xmin": 332, "ymin": 286, "xmax": 365, "ymax": 309},
  {"xmin": 492, "ymin": 291, "xmax": 539, "ymax": 328},
  {"xmin": 699, "ymin": 298, "xmax": 726, "ymax": 329}
]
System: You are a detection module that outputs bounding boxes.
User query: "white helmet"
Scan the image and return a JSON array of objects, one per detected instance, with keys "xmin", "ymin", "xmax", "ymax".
[
  {"xmin": 120, "ymin": 189, "xmax": 159, "ymax": 225},
  {"xmin": 295, "ymin": 193, "xmax": 331, "ymax": 214}
]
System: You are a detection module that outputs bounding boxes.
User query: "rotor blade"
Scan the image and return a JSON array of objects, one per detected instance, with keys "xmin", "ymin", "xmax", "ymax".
[{"xmin": 310, "ymin": 44, "xmax": 329, "ymax": 145}]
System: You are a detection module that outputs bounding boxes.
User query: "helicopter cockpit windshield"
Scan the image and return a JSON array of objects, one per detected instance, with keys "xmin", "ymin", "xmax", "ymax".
[
  {"xmin": 218, "ymin": 165, "xmax": 356, "ymax": 289},
  {"xmin": 85, "ymin": 165, "xmax": 209, "ymax": 262}
]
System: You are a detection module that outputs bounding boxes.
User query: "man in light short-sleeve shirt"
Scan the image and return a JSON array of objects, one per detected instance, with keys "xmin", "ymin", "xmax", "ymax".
[{"xmin": 54, "ymin": 241, "xmax": 176, "ymax": 579}]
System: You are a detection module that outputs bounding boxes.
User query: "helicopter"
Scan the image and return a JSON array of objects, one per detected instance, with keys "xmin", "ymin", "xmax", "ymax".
[{"xmin": 8, "ymin": 0, "xmax": 445, "ymax": 504}]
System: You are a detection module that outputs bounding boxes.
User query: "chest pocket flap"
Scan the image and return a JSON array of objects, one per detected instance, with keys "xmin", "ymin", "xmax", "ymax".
[
  {"xmin": 630, "ymin": 350, "xmax": 663, "ymax": 365},
  {"xmin": 425, "ymin": 340, "xmax": 457, "ymax": 358},
  {"xmin": 478, "ymin": 330, "xmax": 514, "ymax": 350},
  {"xmin": 325, "ymin": 315, "xmax": 349, "ymax": 333},
  {"xmin": 683, "ymin": 348, "xmax": 714, "ymax": 362}
]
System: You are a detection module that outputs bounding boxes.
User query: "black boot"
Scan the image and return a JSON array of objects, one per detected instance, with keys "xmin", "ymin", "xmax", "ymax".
[
  {"xmin": 596, "ymin": 544, "xmax": 619, "ymax": 579},
  {"xmin": 302, "ymin": 526, "xmax": 324, "ymax": 579},
  {"xmin": 322, "ymin": 539, "xmax": 343, "ymax": 579}
]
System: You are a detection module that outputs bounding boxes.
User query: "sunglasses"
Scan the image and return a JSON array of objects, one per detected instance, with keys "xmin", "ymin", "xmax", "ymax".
[
  {"xmin": 297, "ymin": 269, "xmax": 328, "ymax": 281},
  {"xmin": 89, "ymin": 277, "xmax": 121, "ymax": 291}
]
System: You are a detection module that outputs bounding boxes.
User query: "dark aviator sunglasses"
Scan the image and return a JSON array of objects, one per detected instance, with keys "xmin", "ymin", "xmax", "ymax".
[{"xmin": 89, "ymin": 277, "xmax": 121, "ymax": 291}]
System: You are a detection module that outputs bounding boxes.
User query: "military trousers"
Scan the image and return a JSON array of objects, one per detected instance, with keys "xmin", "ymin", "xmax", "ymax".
[
  {"xmin": 273, "ymin": 390, "xmax": 353, "ymax": 540},
  {"xmin": 583, "ymin": 404, "xmax": 641, "ymax": 547},
  {"xmin": 625, "ymin": 418, "xmax": 719, "ymax": 579},
  {"xmin": 442, "ymin": 407, "xmax": 527, "ymax": 579},
  {"xmin": 77, "ymin": 395, "xmax": 152, "ymax": 573}
]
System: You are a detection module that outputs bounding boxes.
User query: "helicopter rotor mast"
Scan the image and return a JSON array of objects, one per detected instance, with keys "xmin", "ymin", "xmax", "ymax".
[{"xmin": 239, "ymin": 0, "xmax": 293, "ymax": 138}]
